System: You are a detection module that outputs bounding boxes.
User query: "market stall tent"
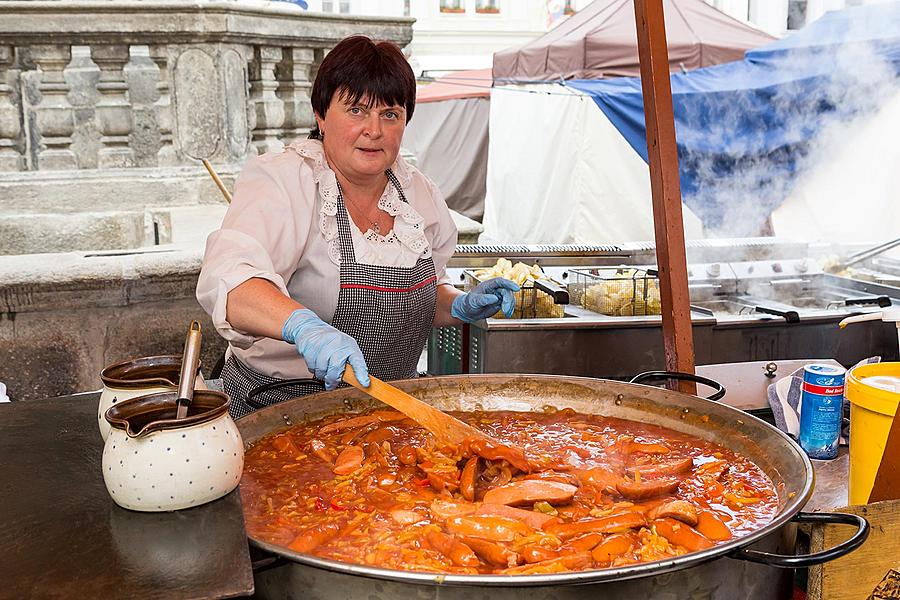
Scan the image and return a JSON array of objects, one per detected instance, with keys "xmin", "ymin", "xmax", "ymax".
[
  {"xmin": 493, "ymin": 0, "xmax": 774, "ymax": 81},
  {"xmin": 480, "ymin": 83, "xmax": 705, "ymax": 244}
]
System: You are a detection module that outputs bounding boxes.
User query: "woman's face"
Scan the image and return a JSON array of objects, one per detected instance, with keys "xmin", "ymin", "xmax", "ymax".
[{"xmin": 316, "ymin": 91, "xmax": 406, "ymax": 184}]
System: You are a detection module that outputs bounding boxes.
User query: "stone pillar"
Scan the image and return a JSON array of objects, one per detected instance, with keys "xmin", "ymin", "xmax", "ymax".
[
  {"xmin": 124, "ymin": 45, "xmax": 162, "ymax": 168},
  {"xmin": 248, "ymin": 46, "xmax": 285, "ymax": 155},
  {"xmin": 149, "ymin": 44, "xmax": 176, "ymax": 166},
  {"xmin": 277, "ymin": 47, "xmax": 316, "ymax": 144},
  {"xmin": 93, "ymin": 45, "xmax": 135, "ymax": 168},
  {"xmin": 24, "ymin": 45, "xmax": 77, "ymax": 170},
  {"xmin": 65, "ymin": 45, "xmax": 101, "ymax": 169},
  {"xmin": 0, "ymin": 46, "xmax": 24, "ymax": 171},
  {"xmin": 171, "ymin": 45, "xmax": 221, "ymax": 161}
]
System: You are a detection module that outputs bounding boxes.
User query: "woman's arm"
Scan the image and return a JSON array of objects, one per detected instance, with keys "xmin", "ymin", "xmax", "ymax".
[
  {"xmin": 434, "ymin": 283, "xmax": 465, "ymax": 327},
  {"xmin": 225, "ymin": 277, "xmax": 305, "ymax": 340}
]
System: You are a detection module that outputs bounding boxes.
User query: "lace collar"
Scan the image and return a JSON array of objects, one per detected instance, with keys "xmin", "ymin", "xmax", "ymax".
[{"xmin": 286, "ymin": 140, "xmax": 429, "ymax": 265}]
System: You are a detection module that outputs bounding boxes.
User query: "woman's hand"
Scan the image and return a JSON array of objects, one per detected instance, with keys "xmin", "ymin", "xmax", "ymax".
[
  {"xmin": 282, "ymin": 309, "xmax": 370, "ymax": 390},
  {"xmin": 450, "ymin": 277, "xmax": 521, "ymax": 323}
]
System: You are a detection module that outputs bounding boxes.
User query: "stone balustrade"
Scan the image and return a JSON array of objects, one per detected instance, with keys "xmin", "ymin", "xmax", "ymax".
[{"xmin": 0, "ymin": 1, "xmax": 413, "ymax": 173}]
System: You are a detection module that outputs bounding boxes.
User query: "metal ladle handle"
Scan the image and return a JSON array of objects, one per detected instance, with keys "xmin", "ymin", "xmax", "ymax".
[{"xmin": 176, "ymin": 321, "xmax": 203, "ymax": 419}]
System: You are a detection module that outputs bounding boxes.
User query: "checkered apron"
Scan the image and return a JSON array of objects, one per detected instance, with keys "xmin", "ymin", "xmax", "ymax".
[{"xmin": 222, "ymin": 170, "xmax": 438, "ymax": 419}]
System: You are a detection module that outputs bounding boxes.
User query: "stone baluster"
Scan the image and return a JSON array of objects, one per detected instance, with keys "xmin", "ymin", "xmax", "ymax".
[
  {"xmin": 277, "ymin": 47, "xmax": 316, "ymax": 144},
  {"xmin": 124, "ymin": 45, "xmax": 162, "ymax": 167},
  {"xmin": 0, "ymin": 46, "xmax": 24, "ymax": 171},
  {"xmin": 248, "ymin": 46, "xmax": 285, "ymax": 155},
  {"xmin": 23, "ymin": 45, "xmax": 77, "ymax": 170},
  {"xmin": 93, "ymin": 45, "xmax": 135, "ymax": 168},
  {"xmin": 65, "ymin": 45, "xmax": 101, "ymax": 169},
  {"xmin": 149, "ymin": 44, "xmax": 176, "ymax": 166}
]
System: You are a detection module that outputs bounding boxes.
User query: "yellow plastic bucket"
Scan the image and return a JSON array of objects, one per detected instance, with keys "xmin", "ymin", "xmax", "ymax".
[{"xmin": 847, "ymin": 362, "xmax": 900, "ymax": 505}]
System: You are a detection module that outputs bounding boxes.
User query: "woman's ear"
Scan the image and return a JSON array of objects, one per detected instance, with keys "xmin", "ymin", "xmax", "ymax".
[{"xmin": 314, "ymin": 112, "xmax": 325, "ymax": 136}]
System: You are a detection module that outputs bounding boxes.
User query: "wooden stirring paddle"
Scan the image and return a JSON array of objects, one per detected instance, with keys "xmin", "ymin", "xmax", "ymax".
[{"xmin": 342, "ymin": 365, "xmax": 529, "ymax": 470}]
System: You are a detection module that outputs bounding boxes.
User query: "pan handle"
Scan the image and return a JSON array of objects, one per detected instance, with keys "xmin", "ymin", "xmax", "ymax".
[
  {"xmin": 629, "ymin": 371, "xmax": 726, "ymax": 402},
  {"xmin": 246, "ymin": 377, "xmax": 324, "ymax": 409},
  {"xmin": 754, "ymin": 306, "xmax": 800, "ymax": 323},
  {"xmin": 533, "ymin": 278, "xmax": 570, "ymax": 304},
  {"xmin": 844, "ymin": 295, "xmax": 892, "ymax": 308},
  {"xmin": 728, "ymin": 511, "xmax": 869, "ymax": 568}
]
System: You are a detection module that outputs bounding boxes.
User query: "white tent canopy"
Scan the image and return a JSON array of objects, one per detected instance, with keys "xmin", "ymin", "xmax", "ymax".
[{"xmin": 481, "ymin": 84, "xmax": 704, "ymax": 245}]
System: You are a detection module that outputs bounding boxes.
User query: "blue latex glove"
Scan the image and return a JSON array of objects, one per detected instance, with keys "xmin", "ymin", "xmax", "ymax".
[
  {"xmin": 281, "ymin": 308, "xmax": 370, "ymax": 390},
  {"xmin": 451, "ymin": 277, "xmax": 521, "ymax": 322}
]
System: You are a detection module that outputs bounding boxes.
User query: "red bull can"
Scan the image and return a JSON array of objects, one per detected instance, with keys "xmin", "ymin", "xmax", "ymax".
[{"xmin": 799, "ymin": 363, "xmax": 846, "ymax": 460}]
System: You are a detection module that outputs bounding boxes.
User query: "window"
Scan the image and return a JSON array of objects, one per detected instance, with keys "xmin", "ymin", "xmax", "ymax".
[
  {"xmin": 476, "ymin": 0, "xmax": 499, "ymax": 14},
  {"xmin": 339, "ymin": 0, "xmax": 350, "ymax": 12},
  {"xmin": 322, "ymin": 0, "xmax": 333, "ymax": 11},
  {"xmin": 440, "ymin": 0, "xmax": 464, "ymax": 14},
  {"xmin": 787, "ymin": 0, "xmax": 807, "ymax": 30}
]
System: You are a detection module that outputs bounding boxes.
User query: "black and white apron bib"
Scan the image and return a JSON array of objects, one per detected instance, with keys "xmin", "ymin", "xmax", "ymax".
[{"xmin": 222, "ymin": 170, "xmax": 438, "ymax": 419}]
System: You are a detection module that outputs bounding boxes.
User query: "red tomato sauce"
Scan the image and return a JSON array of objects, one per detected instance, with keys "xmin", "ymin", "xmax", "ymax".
[{"xmin": 241, "ymin": 408, "xmax": 778, "ymax": 575}]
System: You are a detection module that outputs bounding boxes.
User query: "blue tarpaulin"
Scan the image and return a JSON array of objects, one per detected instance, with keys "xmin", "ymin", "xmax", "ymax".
[{"xmin": 567, "ymin": 2, "xmax": 900, "ymax": 233}]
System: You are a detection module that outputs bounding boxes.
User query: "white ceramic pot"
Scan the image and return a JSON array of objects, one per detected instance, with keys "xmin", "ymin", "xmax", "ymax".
[
  {"xmin": 98, "ymin": 355, "xmax": 208, "ymax": 442},
  {"xmin": 102, "ymin": 390, "xmax": 243, "ymax": 512}
]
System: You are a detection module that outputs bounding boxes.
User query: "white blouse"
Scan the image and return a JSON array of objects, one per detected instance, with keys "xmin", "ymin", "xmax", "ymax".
[{"xmin": 196, "ymin": 139, "xmax": 458, "ymax": 379}]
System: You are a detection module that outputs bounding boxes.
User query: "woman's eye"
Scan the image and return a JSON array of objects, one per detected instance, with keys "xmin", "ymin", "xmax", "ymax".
[
  {"xmin": 349, "ymin": 107, "xmax": 363, "ymax": 115},
  {"xmin": 384, "ymin": 111, "xmax": 399, "ymax": 120}
]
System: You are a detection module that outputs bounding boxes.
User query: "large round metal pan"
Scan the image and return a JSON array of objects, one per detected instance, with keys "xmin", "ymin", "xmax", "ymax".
[{"xmin": 236, "ymin": 374, "xmax": 866, "ymax": 588}]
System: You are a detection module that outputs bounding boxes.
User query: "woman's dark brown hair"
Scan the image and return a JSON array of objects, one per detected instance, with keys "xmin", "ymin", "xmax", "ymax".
[{"xmin": 309, "ymin": 35, "xmax": 416, "ymax": 139}]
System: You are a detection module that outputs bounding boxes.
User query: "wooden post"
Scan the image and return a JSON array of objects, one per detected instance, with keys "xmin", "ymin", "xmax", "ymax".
[{"xmin": 633, "ymin": 0, "xmax": 696, "ymax": 393}]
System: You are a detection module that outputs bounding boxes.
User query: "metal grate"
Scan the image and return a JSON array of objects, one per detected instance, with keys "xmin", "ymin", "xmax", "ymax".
[{"xmin": 455, "ymin": 243, "xmax": 624, "ymax": 256}]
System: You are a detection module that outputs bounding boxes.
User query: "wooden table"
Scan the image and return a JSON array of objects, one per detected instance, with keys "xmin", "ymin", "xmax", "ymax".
[{"xmin": 0, "ymin": 392, "xmax": 254, "ymax": 599}]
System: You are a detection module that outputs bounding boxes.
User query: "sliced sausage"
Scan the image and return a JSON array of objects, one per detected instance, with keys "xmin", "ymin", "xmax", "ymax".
[
  {"xmin": 501, "ymin": 552, "xmax": 592, "ymax": 575},
  {"xmin": 482, "ymin": 480, "xmax": 577, "ymax": 507},
  {"xmin": 445, "ymin": 515, "xmax": 534, "ymax": 542},
  {"xmin": 319, "ymin": 414, "xmax": 380, "ymax": 435},
  {"xmin": 628, "ymin": 442, "xmax": 671, "ymax": 454},
  {"xmin": 647, "ymin": 500, "xmax": 699, "ymax": 526},
  {"xmin": 272, "ymin": 435, "xmax": 300, "ymax": 455},
  {"xmin": 309, "ymin": 439, "xmax": 335, "ymax": 464},
  {"xmin": 397, "ymin": 445, "xmax": 417, "ymax": 466},
  {"xmin": 460, "ymin": 456, "xmax": 480, "ymax": 502},
  {"xmin": 695, "ymin": 510, "xmax": 733, "ymax": 541},
  {"xmin": 476, "ymin": 503, "xmax": 558, "ymax": 530},
  {"xmin": 524, "ymin": 470, "xmax": 581, "ymax": 487},
  {"xmin": 426, "ymin": 529, "xmax": 480, "ymax": 568},
  {"xmin": 464, "ymin": 438, "xmax": 531, "ymax": 473},
  {"xmin": 288, "ymin": 521, "xmax": 343, "ymax": 553},
  {"xmin": 332, "ymin": 445, "xmax": 364, "ymax": 475},
  {"xmin": 545, "ymin": 511, "xmax": 646, "ymax": 540},
  {"xmin": 625, "ymin": 456, "xmax": 694, "ymax": 478},
  {"xmin": 616, "ymin": 477, "xmax": 680, "ymax": 501},
  {"xmin": 389, "ymin": 509, "xmax": 426, "ymax": 525},
  {"xmin": 577, "ymin": 467, "xmax": 621, "ymax": 492},
  {"xmin": 519, "ymin": 544, "xmax": 560, "ymax": 564},
  {"xmin": 459, "ymin": 536, "xmax": 521, "ymax": 568},
  {"xmin": 591, "ymin": 533, "xmax": 634, "ymax": 563},
  {"xmin": 430, "ymin": 499, "xmax": 477, "ymax": 520},
  {"xmin": 561, "ymin": 532, "xmax": 604, "ymax": 552},
  {"xmin": 653, "ymin": 517, "xmax": 714, "ymax": 552}
]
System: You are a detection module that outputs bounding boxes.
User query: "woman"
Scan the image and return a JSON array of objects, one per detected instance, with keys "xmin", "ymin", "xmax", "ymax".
[{"xmin": 197, "ymin": 35, "xmax": 518, "ymax": 418}]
